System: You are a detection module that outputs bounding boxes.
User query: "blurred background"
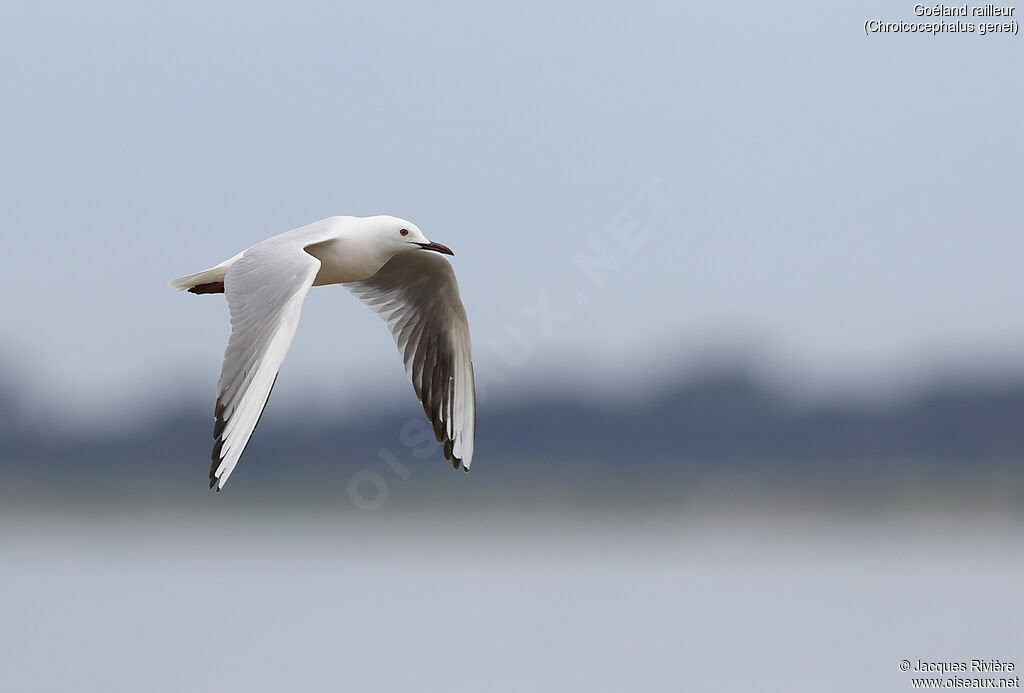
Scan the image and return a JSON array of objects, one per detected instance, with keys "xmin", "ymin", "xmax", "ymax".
[{"xmin": 2, "ymin": 1, "xmax": 1022, "ymax": 691}]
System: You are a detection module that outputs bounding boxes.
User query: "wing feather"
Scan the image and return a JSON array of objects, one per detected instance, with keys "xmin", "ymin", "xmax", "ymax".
[
  {"xmin": 208, "ymin": 242, "xmax": 321, "ymax": 491},
  {"xmin": 345, "ymin": 251, "xmax": 476, "ymax": 470}
]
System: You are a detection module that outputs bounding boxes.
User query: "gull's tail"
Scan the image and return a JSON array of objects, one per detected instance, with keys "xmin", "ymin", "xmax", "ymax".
[{"xmin": 169, "ymin": 252, "xmax": 244, "ymax": 293}]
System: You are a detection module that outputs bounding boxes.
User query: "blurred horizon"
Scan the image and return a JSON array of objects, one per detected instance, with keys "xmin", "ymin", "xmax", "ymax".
[{"xmin": 4, "ymin": 348, "xmax": 1024, "ymax": 517}]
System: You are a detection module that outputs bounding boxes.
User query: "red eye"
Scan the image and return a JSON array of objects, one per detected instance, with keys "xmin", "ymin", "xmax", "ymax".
[{"xmin": 400, "ymin": 229, "xmax": 409, "ymax": 236}]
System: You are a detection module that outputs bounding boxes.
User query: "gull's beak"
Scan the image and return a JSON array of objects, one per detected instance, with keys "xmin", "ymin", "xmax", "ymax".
[{"xmin": 415, "ymin": 241, "xmax": 454, "ymax": 256}]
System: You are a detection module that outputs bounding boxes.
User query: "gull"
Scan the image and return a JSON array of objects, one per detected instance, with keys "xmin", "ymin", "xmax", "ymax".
[{"xmin": 169, "ymin": 215, "xmax": 475, "ymax": 491}]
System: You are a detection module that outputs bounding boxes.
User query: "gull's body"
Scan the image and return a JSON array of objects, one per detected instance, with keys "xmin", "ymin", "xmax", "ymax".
[{"xmin": 170, "ymin": 215, "xmax": 475, "ymax": 491}]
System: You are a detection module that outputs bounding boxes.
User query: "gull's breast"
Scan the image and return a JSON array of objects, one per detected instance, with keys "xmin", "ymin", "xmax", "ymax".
[{"xmin": 305, "ymin": 238, "xmax": 383, "ymax": 286}]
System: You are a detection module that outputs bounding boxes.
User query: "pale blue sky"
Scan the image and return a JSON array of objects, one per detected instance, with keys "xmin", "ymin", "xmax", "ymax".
[{"xmin": 2, "ymin": 1, "xmax": 1021, "ymax": 422}]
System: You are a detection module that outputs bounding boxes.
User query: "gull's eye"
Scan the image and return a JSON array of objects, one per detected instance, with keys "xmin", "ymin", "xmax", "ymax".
[{"xmin": 400, "ymin": 229, "xmax": 409, "ymax": 236}]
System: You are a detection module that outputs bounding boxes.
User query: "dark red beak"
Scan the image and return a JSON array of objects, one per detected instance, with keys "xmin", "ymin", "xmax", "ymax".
[{"xmin": 416, "ymin": 241, "xmax": 454, "ymax": 256}]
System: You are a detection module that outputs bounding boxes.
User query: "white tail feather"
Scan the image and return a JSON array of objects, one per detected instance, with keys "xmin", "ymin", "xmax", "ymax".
[{"xmin": 168, "ymin": 252, "xmax": 245, "ymax": 291}]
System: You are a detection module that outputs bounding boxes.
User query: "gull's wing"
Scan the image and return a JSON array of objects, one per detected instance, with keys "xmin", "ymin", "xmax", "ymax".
[
  {"xmin": 209, "ymin": 242, "xmax": 321, "ymax": 491},
  {"xmin": 345, "ymin": 251, "xmax": 476, "ymax": 470}
]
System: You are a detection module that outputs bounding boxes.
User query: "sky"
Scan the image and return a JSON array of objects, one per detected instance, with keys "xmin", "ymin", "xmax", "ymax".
[{"xmin": 1, "ymin": 1, "xmax": 1022, "ymax": 423}]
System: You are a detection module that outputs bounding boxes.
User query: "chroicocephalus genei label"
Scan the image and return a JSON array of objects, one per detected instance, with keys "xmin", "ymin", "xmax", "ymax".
[{"xmin": 170, "ymin": 215, "xmax": 475, "ymax": 491}]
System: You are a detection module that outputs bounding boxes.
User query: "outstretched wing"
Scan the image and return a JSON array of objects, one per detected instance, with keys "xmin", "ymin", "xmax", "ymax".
[
  {"xmin": 345, "ymin": 251, "xmax": 476, "ymax": 469},
  {"xmin": 209, "ymin": 243, "xmax": 321, "ymax": 491}
]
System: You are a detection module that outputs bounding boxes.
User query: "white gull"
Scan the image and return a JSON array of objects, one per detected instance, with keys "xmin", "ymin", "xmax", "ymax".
[{"xmin": 170, "ymin": 215, "xmax": 476, "ymax": 491}]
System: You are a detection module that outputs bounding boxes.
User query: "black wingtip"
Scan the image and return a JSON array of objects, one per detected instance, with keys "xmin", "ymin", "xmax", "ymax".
[
  {"xmin": 209, "ymin": 439, "xmax": 223, "ymax": 487},
  {"xmin": 213, "ymin": 401, "xmax": 227, "ymax": 439},
  {"xmin": 209, "ymin": 397, "xmax": 226, "ymax": 491}
]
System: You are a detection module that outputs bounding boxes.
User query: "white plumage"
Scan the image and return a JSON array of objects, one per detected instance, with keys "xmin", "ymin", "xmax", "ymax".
[{"xmin": 170, "ymin": 215, "xmax": 476, "ymax": 491}]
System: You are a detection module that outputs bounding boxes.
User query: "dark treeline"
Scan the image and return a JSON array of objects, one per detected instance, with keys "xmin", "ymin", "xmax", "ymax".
[{"xmin": 2, "ymin": 367, "xmax": 1023, "ymax": 496}]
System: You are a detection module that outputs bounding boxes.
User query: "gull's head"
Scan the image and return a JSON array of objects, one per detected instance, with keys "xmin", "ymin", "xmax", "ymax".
[{"xmin": 369, "ymin": 215, "xmax": 454, "ymax": 258}]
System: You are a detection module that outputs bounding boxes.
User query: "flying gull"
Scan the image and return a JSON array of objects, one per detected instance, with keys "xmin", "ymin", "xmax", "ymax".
[{"xmin": 170, "ymin": 215, "xmax": 476, "ymax": 491}]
